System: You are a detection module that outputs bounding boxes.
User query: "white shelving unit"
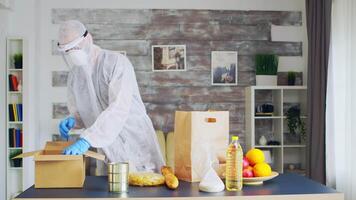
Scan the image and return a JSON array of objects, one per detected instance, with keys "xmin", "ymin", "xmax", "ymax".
[
  {"xmin": 6, "ymin": 38, "xmax": 25, "ymax": 200},
  {"xmin": 245, "ymin": 86, "xmax": 307, "ymax": 174}
]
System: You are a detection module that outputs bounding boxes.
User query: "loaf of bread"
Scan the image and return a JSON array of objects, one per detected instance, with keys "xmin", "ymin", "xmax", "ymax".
[
  {"xmin": 161, "ymin": 166, "xmax": 179, "ymax": 190},
  {"xmin": 129, "ymin": 172, "xmax": 165, "ymax": 187}
]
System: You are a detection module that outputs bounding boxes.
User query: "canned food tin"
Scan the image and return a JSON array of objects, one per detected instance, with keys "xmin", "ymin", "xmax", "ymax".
[
  {"xmin": 108, "ymin": 173, "xmax": 128, "ymax": 183},
  {"xmin": 109, "ymin": 182, "xmax": 128, "ymax": 192},
  {"xmin": 108, "ymin": 162, "xmax": 129, "ymax": 174},
  {"xmin": 108, "ymin": 162, "xmax": 129, "ymax": 193}
]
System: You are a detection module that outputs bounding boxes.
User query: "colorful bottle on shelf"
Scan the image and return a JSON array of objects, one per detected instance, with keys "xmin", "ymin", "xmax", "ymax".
[{"xmin": 225, "ymin": 136, "xmax": 243, "ymax": 191}]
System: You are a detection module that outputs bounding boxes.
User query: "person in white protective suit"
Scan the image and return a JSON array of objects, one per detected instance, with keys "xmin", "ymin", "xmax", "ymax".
[{"xmin": 57, "ymin": 20, "xmax": 165, "ymax": 173}]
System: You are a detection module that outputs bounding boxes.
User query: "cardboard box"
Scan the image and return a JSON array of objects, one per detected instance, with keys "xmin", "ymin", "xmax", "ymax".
[{"xmin": 14, "ymin": 141, "xmax": 105, "ymax": 188}]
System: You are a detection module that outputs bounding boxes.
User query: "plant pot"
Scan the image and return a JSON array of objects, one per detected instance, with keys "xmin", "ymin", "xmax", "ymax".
[
  {"xmin": 256, "ymin": 75, "xmax": 277, "ymax": 86},
  {"xmin": 14, "ymin": 59, "xmax": 23, "ymax": 69},
  {"xmin": 284, "ymin": 132, "xmax": 301, "ymax": 145},
  {"xmin": 11, "ymin": 159, "xmax": 22, "ymax": 168},
  {"xmin": 288, "ymin": 78, "xmax": 296, "ymax": 85}
]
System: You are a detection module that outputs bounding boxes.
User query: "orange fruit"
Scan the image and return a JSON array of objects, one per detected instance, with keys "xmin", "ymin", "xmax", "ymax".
[
  {"xmin": 253, "ymin": 163, "xmax": 272, "ymax": 177},
  {"xmin": 246, "ymin": 148, "xmax": 265, "ymax": 165}
]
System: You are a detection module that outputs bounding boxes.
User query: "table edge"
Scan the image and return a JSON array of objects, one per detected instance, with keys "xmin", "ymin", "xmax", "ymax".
[{"xmin": 13, "ymin": 192, "xmax": 344, "ymax": 200}]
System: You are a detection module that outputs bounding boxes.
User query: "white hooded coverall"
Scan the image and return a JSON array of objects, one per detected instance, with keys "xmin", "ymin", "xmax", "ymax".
[{"xmin": 60, "ymin": 21, "xmax": 165, "ymax": 173}]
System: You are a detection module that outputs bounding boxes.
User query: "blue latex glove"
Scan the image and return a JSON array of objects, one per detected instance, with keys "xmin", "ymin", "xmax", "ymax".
[
  {"xmin": 59, "ymin": 117, "xmax": 75, "ymax": 140},
  {"xmin": 63, "ymin": 138, "xmax": 90, "ymax": 155}
]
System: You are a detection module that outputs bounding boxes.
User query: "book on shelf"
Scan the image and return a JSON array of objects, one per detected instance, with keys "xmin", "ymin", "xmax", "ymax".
[
  {"xmin": 8, "ymin": 103, "xmax": 23, "ymax": 121},
  {"xmin": 8, "ymin": 128, "xmax": 23, "ymax": 148},
  {"xmin": 13, "ymin": 104, "xmax": 17, "ymax": 121},
  {"xmin": 8, "ymin": 104, "xmax": 14, "ymax": 121},
  {"xmin": 17, "ymin": 104, "xmax": 23, "ymax": 121},
  {"xmin": 8, "ymin": 74, "xmax": 19, "ymax": 91}
]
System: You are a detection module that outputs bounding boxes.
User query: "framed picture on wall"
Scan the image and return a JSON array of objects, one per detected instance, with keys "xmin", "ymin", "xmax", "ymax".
[
  {"xmin": 211, "ymin": 51, "xmax": 238, "ymax": 86},
  {"xmin": 152, "ymin": 45, "xmax": 186, "ymax": 71}
]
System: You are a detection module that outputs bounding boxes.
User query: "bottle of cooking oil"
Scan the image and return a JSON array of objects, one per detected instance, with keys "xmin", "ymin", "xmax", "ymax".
[{"xmin": 225, "ymin": 135, "xmax": 243, "ymax": 191}]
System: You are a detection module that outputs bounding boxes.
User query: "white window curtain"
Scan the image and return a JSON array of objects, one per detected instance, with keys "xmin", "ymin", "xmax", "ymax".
[{"xmin": 326, "ymin": 0, "xmax": 356, "ymax": 199}]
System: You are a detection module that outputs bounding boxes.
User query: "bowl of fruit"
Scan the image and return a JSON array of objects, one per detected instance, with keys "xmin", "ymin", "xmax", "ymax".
[{"xmin": 242, "ymin": 148, "xmax": 279, "ymax": 185}]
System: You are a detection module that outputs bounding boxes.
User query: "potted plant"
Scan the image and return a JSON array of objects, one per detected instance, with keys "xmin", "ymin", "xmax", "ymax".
[
  {"xmin": 288, "ymin": 71, "xmax": 297, "ymax": 85},
  {"xmin": 9, "ymin": 149, "xmax": 22, "ymax": 168},
  {"xmin": 13, "ymin": 53, "xmax": 23, "ymax": 69},
  {"xmin": 255, "ymin": 54, "xmax": 278, "ymax": 85},
  {"xmin": 286, "ymin": 106, "xmax": 306, "ymax": 143}
]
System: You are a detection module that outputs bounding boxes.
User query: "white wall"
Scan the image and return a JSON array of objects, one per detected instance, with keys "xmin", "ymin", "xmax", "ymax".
[
  {"xmin": 1, "ymin": 0, "xmax": 307, "ymax": 191},
  {"xmin": 35, "ymin": 0, "xmax": 307, "ymax": 146},
  {"xmin": 0, "ymin": 8, "xmax": 10, "ymax": 200},
  {"xmin": 1, "ymin": 0, "xmax": 39, "ymax": 195}
]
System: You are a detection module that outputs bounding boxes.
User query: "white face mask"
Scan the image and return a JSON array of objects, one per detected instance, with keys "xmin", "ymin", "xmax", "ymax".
[{"xmin": 64, "ymin": 49, "xmax": 88, "ymax": 67}]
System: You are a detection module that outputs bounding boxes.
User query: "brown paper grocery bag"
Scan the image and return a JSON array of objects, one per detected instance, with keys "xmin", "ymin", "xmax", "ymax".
[{"xmin": 174, "ymin": 111, "xmax": 229, "ymax": 182}]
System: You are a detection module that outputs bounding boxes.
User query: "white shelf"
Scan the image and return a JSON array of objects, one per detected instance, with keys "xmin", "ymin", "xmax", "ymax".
[
  {"xmin": 255, "ymin": 145, "xmax": 282, "ymax": 148},
  {"xmin": 282, "ymin": 116, "xmax": 307, "ymax": 119},
  {"xmin": 8, "ymin": 91, "xmax": 22, "ymax": 94},
  {"xmin": 6, "ymin": 37, "xmax": 25, "ymax": 200},
  {"xmin": 245, "ymin": 86, "xmax": 308, "ymax": 174},
  {"xmin": 8, "ymin": 121, "xmax": 23, "ymax": 124},
  {"xmin": 284, "ymin": 145, "xmax": 306, "ymax": 148},
  {"xmin": 9, "ymin": 167, "xmax": 23, "ymax": 170},
  {"xmin": 8, "ymin": 147, "xmax": 23, "ymax": 150},
  {"xmin": 251, "ymin": 86, "xmax": 307, "ymax": 90},
  {"xmin": 8, "ymin": 68, "xmax": 23, "ymax": 72},
  {"xmin": 255, "ymin": 116, "xmax": 282, "ymax": 119}
]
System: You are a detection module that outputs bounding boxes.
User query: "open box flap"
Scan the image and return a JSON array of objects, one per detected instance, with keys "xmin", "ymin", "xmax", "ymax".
[
  {"xmin": 45, "ymin": 142, "xmax": 105, "ymax": 160},
  {"xmin": 33, "ymin": 151, "xmax": 105, "ymax": 161},
  {"xmin": 84, "ymin": 151, "xmax": 105, "ymax": 161},
  {"xmin": 34, "ymin": 150, "xmax": 105, "ymax": 161},
  {"xmin": 13, "ymin": 142, "xmax": 105, "ymax": 161},
  {"xmin": 44, "ymin": 141, "xmax": 72, "ymax": 150},
  {"xmin": 34, "ymin": 154, "xmax": 83, "ymax": 161},
  {"xmin": 13, "ymin": 150, "xmax": 42, "ymax": 159}
]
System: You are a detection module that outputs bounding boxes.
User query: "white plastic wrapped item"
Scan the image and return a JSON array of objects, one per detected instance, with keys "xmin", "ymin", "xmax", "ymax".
[
  {"xmin": 199, "ymin": 167, "xmax": 225, "ymax": 193},
  {"xmin": 198, "ymin": 147, "xmax": 225, "ymax": 192}
]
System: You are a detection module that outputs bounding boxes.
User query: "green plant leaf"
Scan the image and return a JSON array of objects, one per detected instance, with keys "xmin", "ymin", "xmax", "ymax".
[{"xmin": 255, "ymin": 54, "xmax": 278, "ymax": 75}]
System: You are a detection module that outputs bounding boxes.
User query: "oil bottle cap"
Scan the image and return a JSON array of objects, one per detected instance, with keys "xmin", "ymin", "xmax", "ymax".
[{"xmin": 232, "ymin": 136, "xmax": 239, "ymax": 141}]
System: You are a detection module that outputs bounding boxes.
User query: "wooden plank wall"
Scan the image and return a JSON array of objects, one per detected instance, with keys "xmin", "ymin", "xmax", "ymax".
[{"xmin": 51, "ymin": 9, "xmax": 302, "ymax": 144}]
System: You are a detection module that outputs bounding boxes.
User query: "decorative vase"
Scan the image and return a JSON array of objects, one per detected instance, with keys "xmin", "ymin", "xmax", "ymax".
[
  {"xmin": 288, "ymin": 164, "xmax": 296, "ymax": 170},
  {"xmin": 256, "ymin": 75, "xmax": 277, "ymax": 86},
  {"xmin": 259, "ymin": 135, "xmax": 268, "ymax": 146}
]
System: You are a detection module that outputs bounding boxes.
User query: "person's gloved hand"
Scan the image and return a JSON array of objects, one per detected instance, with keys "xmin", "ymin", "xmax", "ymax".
[
  {"xmin": 59, "ymin": 117, "xmax": 75, "ymax": 140},
  {"xmin": 63, "ymin": 138, "xmax": 90, "ymax": 155}
]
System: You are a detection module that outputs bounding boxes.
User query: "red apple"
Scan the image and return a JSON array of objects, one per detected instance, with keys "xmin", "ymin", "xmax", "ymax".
[
  {"xmin": 243, "ymin": 157, "xmax": 250, "ymax": 169},
  {"xmin": 243, "ymin": 168, "xmax": 254, "ymax": 178}
]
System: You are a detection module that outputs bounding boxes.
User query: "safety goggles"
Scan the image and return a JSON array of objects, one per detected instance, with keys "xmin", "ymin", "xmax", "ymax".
[{"xmin": 57, "ymin": 30, "xmax": 88, "ymax": 53}]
